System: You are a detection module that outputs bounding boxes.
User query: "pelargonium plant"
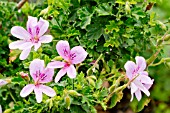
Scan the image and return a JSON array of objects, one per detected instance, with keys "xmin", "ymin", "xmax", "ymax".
[
  {"xmin": 20, "ymin": 59, "xmax": 56, "ymax": 103},
  {"xmin": 124, "ymin": 56, "xmax": 154, "ymax": 101},
  {"xmin": 9, "ymin": 16, "xmax": 53, "ymax": 60},
  {"xmin": 47, "ymin": 40, "xmax": 88, "ymax": 82},
  {"xmin": 1, "ymin": 0, "xmax": 170, "ymax": 113}
]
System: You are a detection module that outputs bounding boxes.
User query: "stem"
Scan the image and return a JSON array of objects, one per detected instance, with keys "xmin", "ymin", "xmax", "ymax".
[
  {"xmin": 147, "ymin": 30, "xmax": 170, "ymax": 66},
  {"xmin": 87, "ymin": 54, "xmax": 103, "ymax": 76},
  {"xmin": 104, "ymin": 83, "xmax": 128, "ymax": 103},
  {"xmin": 72, "ymin": 79, "xmax": 74, "ymax": 90},
  {"xmin": 149, "ymin": 58, "xmax": 170, "ymax": 66},
  {"xmin": 17, "ymin": 0, "xmax": 28, "ymax": 9},
  {"xmin": 92, "ymin": 54, "xmax": 103, "ymax": 69},
  {"xmin": 8, "ymin": 89, "xmax": 17, "ymax": 103},
  {"xmin": 105, "ymin": 73, "xmax": 139, "ymax": 103}
]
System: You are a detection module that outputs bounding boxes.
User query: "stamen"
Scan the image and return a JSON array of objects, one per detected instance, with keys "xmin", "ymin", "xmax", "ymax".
[
  {"xmin": 63, "ymin": 48, "xmax": 68, "ymax": 57},
  {"xmin": 70, "ymin": 53, "xmax": 76, "ymax": 60}
]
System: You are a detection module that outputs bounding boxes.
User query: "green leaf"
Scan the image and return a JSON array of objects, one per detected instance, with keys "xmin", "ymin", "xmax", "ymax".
[
  {"xmin": 55, "ymin": 0, "xmax": 70, "ymax": 10},
  {"xmin": 96, "ymin": 79, "xmax": 103, "ymax": 89},
  {"xmin": 136, "ymin": 97, "xmax": 151, "ymax": 112},
  {"xmin": 105, "ymin": 20, "xmax": 120, "ymax": 33},
  {"xmin": 109, "ymin": 91, "xmax": 123, "ymax": 108},
  {"xmin": 86, "ymin": 24, "xmax": 103, "ymax": 40},
  {"xmin": 95, "ymin": 3, "xmax": 112, "ymax": 16},
  {"xmin": 77, "ymin": 7, "xmax": 94, "ymax": 29}
]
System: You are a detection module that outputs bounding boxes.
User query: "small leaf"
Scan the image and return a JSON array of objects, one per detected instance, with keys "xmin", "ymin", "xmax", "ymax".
[
  {"xmin": 109, "ymin": 91, "xmax": 123, "ymax": 108},
  {"xmin": 96, "ymin": 79, "xmax": 103, "ymax": 89},
  {"xmin": 95, "ymin": 3, "xmax": 112, "ymax": 16},
  {"xmin": 136, "ymin": 97, "xmax": 151, "ymax": 112},
  {"xmin": 77, "ymin": 7, "xmax": 94, "ymax": 29}
]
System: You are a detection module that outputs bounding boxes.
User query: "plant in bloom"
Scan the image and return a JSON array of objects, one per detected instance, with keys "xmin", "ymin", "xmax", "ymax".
[
  {"xmin": 20, "ymin": 59, "xmax": 56, "ymax": 103},
  {"xmin": 9, "ymin": 16, "xmax": 53, "ymax": 60},
  {"xmin": 47, "ymin": 40, "xmax": 88, "ymax": 83},
  {"xmin": 124, "ymin": 56, "xmax": 154, "ymax": 101}
]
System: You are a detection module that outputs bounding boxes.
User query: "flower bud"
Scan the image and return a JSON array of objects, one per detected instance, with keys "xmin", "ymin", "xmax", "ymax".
[
  {"xmin": 87, "ymin": 77, "xmax": 95, "ymax": 86},
  {"xmin": 68, "ymin": 90, "xmax": 82, "ymax": 96},
  {"xmin": 20, "ymin": 72, "xmax": 30, "ymax": 81},
  {"xmin": 64, "ymin": 95, "xmax": 71, "ymax": 110},
  {"xmin": 125, "ymin": 1, "xmax": 131, "ymax": 13},
  {"xmin": 52, "ymin": 56, "xmax": 63, "ymax": 61}
]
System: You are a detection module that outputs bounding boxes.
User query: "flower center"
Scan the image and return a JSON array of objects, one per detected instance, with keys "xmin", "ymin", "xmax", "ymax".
[
  {"xmin": 70, "ymin": 53, "xmax": 76, "ymax": 60},
  {"xmin": 34, "ymin": 70, "xmax": 47, "ymax": 85},
  {"xmin": 64, "ymin": 61, "xmax": 71, "ymax": 68}
]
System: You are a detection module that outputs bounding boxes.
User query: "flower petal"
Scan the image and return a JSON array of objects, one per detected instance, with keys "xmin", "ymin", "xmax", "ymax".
[
  {"xmin": 9, "ymin": 41, "xmax": 26, "ymax": 49},
  {"xmin": 124, "ymin": 61, "xmax": 136, "ymax": 80},
  {"xmin": 0, "ymin": 105, "xmax": 2, "ymax": 113},
  {"xmin": 34, "ymin": 86, "xmax": 42, "ymax": 103},
  {"xmin": 27, "ymin": 16, "xmax": 38, "ymax": 31},
  {"xmin": 11, "ymin": 26, "xmax": 31, "ymax": 40},
  {"xmin": 133, "ymin": 80, "xmax": 150, "ymax": 96},
  {"xmin": 130, "ymin": 82, "xmax": 138, "ymax": 101},
  {"xmin": 70, "ymin": 46, "xmax": 88, "ymax": 64},
  {"xmin": 29, "ymin": 59, "xmax": 45, "ymax": 81},
  {"xmin": 47, "ymin": 61, "xmax": 65, "ymax": 68},
  {"xmin": 67, "ymin": 65, "xmax": 76, "ymax": 78},
  {"xmin": 39, "ymin": 85, "xmax": 56, "ymax": 97},
  {"xmin": 39, "ymin": 35, "xmax": 53, "ymax": 43},
  {"xmin": 135, "ymin": 89, "xmax": 142, "ymax": 101},
  {"xmin": 55, "ymin": 69, "xmax": 67, "ymax": 83},
  {"xmin": 138, "ymin": 73, "xmax": 153, "ymax": 84},
  {"xmin": 135, "ymin": 56, "xmax": 146, "ymax": 72},
  {"xmin": 18, "ymin": 41, "xmax": 33, "ymax": 50},
  {"xmin": 39, "ymin": 68, "xmax": 54, "ymax": 83},
  {"xmin": 0, "ymin": 79, "xmax": 7, "ymax": 86},
  {"xmin": 19, "ymin": 48, "xmax": 31, "ymax": 60},
  {"xmin": 20, "ymin": 84, "xmax": 35, "ymax": 97},
  {"xmin": 37, "ymin": 18, "xmax": 49, "ymax": 37},
  {"xmin": 34, "ymin": 42, "xmax": 41, "ymax": 51},
  {"xmin": 144, "ymin": 79, "xmax": 154, "ymax": 90},
  {"xmin": 56, "ymin": 40, "xmax": 70, "ymax": 61},
  {"xmin": 130, "ymin": 82, "xmax": 138, "ymax": 94}
]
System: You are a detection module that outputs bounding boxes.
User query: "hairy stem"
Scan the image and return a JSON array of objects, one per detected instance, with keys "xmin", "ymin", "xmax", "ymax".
[{"xmin": 17, "ymin": 0, "xmax": 28, "ymax": 9}]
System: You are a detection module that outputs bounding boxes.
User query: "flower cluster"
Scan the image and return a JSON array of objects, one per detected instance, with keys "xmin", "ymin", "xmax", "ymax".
[
  {"xmin": 9, "ymin": 16, "xmax": 88, "ymax": 103},
  {"xmin": 47, "ymin": 40, "xmax": 88, "ymax": 82},
  {"xmin": 9, "ymin": 16, "xmax": 53, "ymax": 60},
  {"xmin": 124, "ymin": 56, "xmax": 154, "ymax": 101},
  {"xmin": 8, "ymin": 16, "xmax": 154, "ymax": 104}
]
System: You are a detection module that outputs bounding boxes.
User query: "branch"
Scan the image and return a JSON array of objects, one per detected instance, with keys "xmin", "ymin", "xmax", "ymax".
[{"xmin": 17, "ymin": 0, "xmax": 28, "ymax": 9}]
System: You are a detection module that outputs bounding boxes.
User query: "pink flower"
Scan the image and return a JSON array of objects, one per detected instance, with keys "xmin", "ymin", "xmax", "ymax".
[
  {"xmin": 0, "ymin": 79, "xmax": 7, "ymax": 87},
  {"xmin": 47, "ymin": 40, "xmax": 88, "ymax": 83},
  {"xmin": 20, "ymin": 59, "xmax": 56, "ymax": 103},
  {"xmin": 9, "ymin": 16, "xmax": 53, "ymax": 60},
  {"xmin": 124, "ymin": 56, "xmax": 154, "ymax": 101}
]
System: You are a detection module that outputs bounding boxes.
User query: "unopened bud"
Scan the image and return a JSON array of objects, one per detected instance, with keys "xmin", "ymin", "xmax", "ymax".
[
  {"xmin": 64, "ymin": 95, "xmax": 71, "ymax": 110},
  {"xmin": 87, "ymin": 77, "xmax": 95, "ymax": 86},
  {"xmin": 20, "ymin": 72, "xmax": 30, "ymax": 81},
  {"xmin": 88, "ymin": 76, "xmax": 96, "ymax": 80},
  {"xmin": 125, "ymin": 1, "xmax": 131, "ymax": 13},
  {"xmin": 157, "ymin": 20, "xmax": 166, "ymax": 30},
  {"xmin": 68, "ymin": 90, "xmax": 82, "ymax": 96},
  {"xmin": 39, "ymin": 7, "xmax": 49, "ymax": 16},
  {"xmin": 52, "ymin": 56, "xmax": 63, "ymax": 61}
]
